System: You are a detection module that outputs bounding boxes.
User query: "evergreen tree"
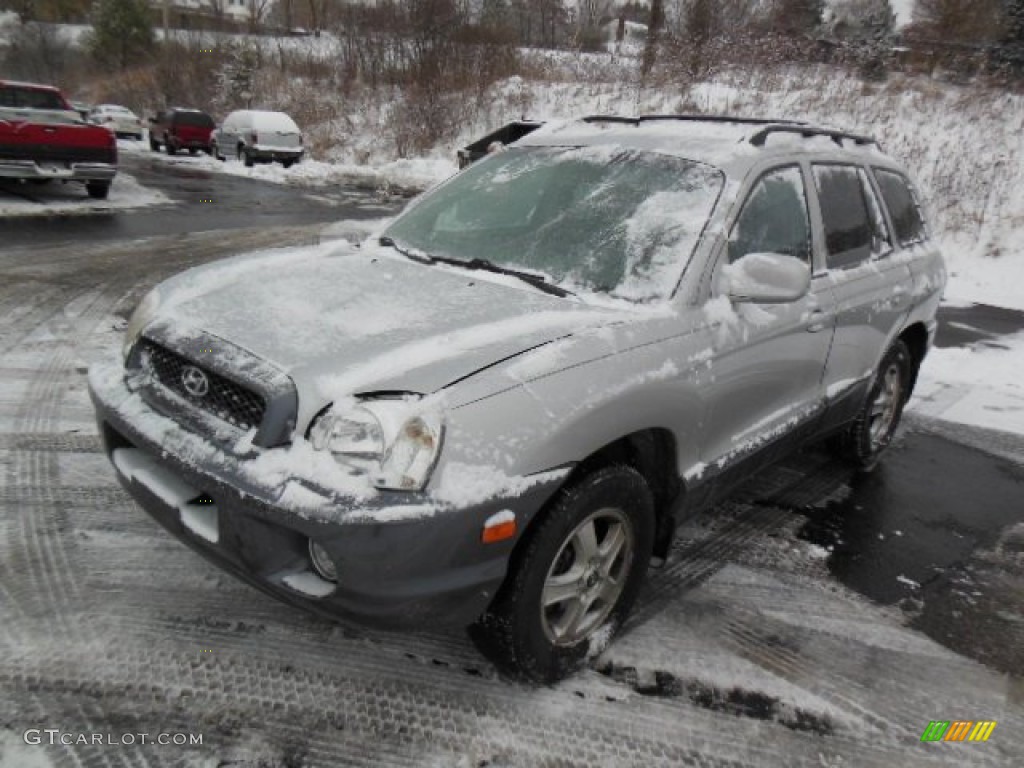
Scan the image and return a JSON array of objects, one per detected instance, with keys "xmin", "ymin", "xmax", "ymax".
[
  {"xmin": 1005, "ymin": 0, "xmax": 1024, "ymax": 43},
  {"xmin": 771, "ymin": 0, "xmax": 825, "ymax": 37},
  {"xmin": 998, "ymin": 0, "xmax": 1024, "ymax": 73},
  {"xmin": 480, "ymin": 0, "xmax": 511, "ymax": 31},
  {"xmin": 831, "ymin": 0, "xmax": 895, "ymax": 42},
  {"xmin": 89, "ymin": 0, "xmax": 153, "ymax": 70},
  {"xmin": 911, "ymin": 0, "xmax": 1002, "ymax": 43}
]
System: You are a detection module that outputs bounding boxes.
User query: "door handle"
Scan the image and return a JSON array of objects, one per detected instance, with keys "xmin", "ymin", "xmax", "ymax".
[{"xmin": 806, "ymin": 309, "xmax": 829, "ymax": 333}]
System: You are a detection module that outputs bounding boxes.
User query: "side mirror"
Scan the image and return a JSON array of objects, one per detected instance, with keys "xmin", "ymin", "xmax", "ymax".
[{"xmin": 720, "ymin": 252, "xmax": 811, "ymax": 304}]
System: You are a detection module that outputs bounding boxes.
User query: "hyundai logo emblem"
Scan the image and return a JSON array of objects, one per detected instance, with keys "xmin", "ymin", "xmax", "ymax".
[{"xmin": 181, "ymin": 365, "xmax": 210, "ymax": 398}]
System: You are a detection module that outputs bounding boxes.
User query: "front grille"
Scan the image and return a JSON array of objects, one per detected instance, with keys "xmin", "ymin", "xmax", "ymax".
[{"xmin": 141, "ymin": 341, "xmax": 266, "ymax": 432}]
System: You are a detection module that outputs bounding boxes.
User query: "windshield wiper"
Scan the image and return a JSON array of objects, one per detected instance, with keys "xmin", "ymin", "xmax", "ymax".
[
  {"xmin": 436, "ymin": 256, "xmax": 574, "ymax": 298},
  {"xmin": 378, "ymin": 235, "xmax": 434, "ymax": 265},
  {"xmin": 379, "ymin": 238, "xmax": 573, "ymax": 298}
]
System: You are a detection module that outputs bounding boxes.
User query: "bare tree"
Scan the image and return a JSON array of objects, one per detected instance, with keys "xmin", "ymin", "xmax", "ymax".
[
  {"xmin": 246, "ymin": 0, "xmax": 273, "ymax": 34},
  {"xmin": 642, "ymin": 0, "xmax": 665, "ymax": 76}
]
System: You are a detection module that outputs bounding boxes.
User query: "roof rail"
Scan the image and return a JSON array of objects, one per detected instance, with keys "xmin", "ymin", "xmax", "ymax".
[
  {"xmin": 582, "ymin": 114, "xmax": 808, "ymax": 128},
  {"xmin": 748, "ymin": 124, "xmax": 881, "ymax": 150},
  {"xmin": 578, "ymin": 114, "xmax": 882, "ymax": 151}
]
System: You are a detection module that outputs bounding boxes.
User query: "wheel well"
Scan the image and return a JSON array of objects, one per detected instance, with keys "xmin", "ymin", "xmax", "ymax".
[
  {"xmin": 898, "ymin": 323, "xmax": 929, "ymax": 396},
  {"xmin": 563, "ymin": 429, "xmax": 682, "ymax": 559}
]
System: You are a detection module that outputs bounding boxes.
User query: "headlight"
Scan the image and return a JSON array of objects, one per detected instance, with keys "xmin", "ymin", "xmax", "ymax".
[
  {"xmin": 308, "ymin": 399, "xmax": 444, "ymax": 491},
  {"xmin": 123, "ymin": 288, "xmax": 161, "ymax": 360}
]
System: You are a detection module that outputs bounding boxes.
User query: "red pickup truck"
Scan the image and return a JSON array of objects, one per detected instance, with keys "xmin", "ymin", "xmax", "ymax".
[{"xmin": 0, "ymin": 80, "xmax": 118, "ymax": 199}]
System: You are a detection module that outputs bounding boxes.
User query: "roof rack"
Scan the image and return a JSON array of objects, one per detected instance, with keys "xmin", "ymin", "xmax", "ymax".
[
  {"xmin": 748, "ymin": 124, "xmax": 881, "ymax": 150},
  {"xmin": 582, "ymin": 114, "xmax": 808, "ymax": 128},
  {"xmin": 580, "ymin": 114, "xmax": 881, "ymax": 151}
]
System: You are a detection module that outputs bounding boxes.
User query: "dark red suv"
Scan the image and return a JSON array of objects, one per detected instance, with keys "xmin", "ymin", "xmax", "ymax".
[{"xmin": 149, "ymin": 108, "xmax": 215, "ymax": 155}]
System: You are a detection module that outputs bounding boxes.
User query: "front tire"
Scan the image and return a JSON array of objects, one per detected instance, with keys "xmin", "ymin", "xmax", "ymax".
[
  {"xmin": 85, "ymin": 181, "xmax": 110, "ymax": 200},
  {"xmin": 149, "ymin": 136, "xmax": 159, "ymax": 151},
  {"xmin": 165, "ymin": 142, "xmax": 176, "ymax": 156},
  {"xmin": 835, "ymin": 339, "xmax": 912, "ymax": 471},
  {"xmin": 474, "ymin": 465, "xmax": 654, "ymax": 683},
  {"xmin": 240, "ymin": 147, "xmax": 254, "ymax": 167}
]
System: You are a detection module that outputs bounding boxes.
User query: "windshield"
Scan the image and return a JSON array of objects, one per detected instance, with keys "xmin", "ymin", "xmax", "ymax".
[{"xmin": 382, "ymin": 146, "xmax": 724, "ymax": 302}]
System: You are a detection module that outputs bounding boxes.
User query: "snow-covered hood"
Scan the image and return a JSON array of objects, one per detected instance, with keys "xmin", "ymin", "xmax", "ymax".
[{"xmin": 147, "ymin": 241, "xmax": 622, "ymax": 402}]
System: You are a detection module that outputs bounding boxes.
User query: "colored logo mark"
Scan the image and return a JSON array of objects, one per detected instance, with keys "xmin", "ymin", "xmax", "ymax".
[{"xmin": 920, "ymin": 721, "xmax": 997, "ymax": 742}]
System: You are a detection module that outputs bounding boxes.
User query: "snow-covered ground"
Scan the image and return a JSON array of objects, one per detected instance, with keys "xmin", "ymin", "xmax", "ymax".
[
  {"xmin": 0, "ymin": 170, "xmax": 171, "ymax": 217},
  {"xmin": 117, "ymin": 138, "xmax": 455, "ymax": 194},
  {"xmin": 910, "ymin": 330, "xmax": 1024, "ymax": 435}
]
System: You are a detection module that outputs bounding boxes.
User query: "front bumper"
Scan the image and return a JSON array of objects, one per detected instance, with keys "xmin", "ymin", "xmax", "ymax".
[
  {"xmin": 88, "ymin": 362, "xmax": 564, "ymax": 629},
  {"xmin": 0, "ymin": 160, "xmax": 117, "ymax": 182},
  {"xmin": 250, "ymin": 146, "xmax": 303, "ymax": 162}
]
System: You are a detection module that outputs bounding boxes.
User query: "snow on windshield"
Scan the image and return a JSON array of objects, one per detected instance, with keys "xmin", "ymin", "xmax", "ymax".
[{"xmin": 383, "ymin": 146, "xmax": 723, "ymax": 303}]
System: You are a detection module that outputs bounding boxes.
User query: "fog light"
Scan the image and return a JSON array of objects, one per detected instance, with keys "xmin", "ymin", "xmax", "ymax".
[{"xmin": 308, "ymin": 539, "xmax": 337, "ymax": 582}]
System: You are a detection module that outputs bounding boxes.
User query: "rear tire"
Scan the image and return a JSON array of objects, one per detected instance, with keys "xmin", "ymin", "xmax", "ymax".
[
  {"xmin": 165, "ymin": 142, "xmax": 176, "ymax": 156},
  {"xmin": 834, "ymin": 339, "xmax": 912, "ymax": 471},
  {"xmin": 85, "ymin": 181, "xmax": 110, "ymax": 200},
  {"xmin": 473, "ymin": 465, "xmax": 654, "ymax": 683},
  {"xmin": 212, "ymin": 142, "xmax": 224, "ymax": 161},
  {"xmin": 241, "ymin": 147, "xmax": 254, "ymax": 167},
  {"xmin": 149, "ymin": 136, "xmax": 159, "ymax": 151}
]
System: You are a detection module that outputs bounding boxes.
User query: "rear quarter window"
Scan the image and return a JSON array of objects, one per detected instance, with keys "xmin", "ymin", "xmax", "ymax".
[{"xmin": 873, "ymin": 168, "xmax": 928, "ymax": 246}]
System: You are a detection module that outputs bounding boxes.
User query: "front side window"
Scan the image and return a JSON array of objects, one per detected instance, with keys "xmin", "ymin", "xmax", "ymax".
[
  {"xmin": 874, "ymin": 168, "xmax": 927, "ymax": 246},
  {"xmin": 813, "ymin": 164, "xmax": 873, "ymax": 270},
  {"xmin": 728, "ymin": 166, "xmax": 812, "ymax": 264},
  {"xmin": 382, "ymin": 146, "xmax": 725, "ymax": 302}
]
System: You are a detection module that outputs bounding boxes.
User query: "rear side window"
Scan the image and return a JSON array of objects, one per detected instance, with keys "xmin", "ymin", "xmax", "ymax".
[
  {"xmin": 858, "ymin": 168, "xmax": 892, "ymax": 256},
  {"xmin": 729, "ymin": 166, "xmax": 812, "ymax": 265},
  {"xmin": 813, "ymin": 164, "xmax": 873, "ymax": 270},
  {"xmin": 874, "ymin": 169, "xmax": 927, "ymax": 246}
]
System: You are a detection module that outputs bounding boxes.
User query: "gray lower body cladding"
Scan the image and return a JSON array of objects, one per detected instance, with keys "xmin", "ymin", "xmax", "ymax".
[{"xmin": 88, "ymin": 375, "xmax": 562, "ymax": 631}]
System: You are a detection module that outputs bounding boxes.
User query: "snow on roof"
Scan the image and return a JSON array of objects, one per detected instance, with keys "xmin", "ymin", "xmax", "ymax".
[
  {"xmin": 250, "ymin": 110, "xmax": 299, "ymax": 131},
  {"xmin": 0, "ymin": 79, "xmax": 62, "ymax": 92},
  {"xmin": 520, "ymin": 117, "xmax": 892, "ymax": 173}
]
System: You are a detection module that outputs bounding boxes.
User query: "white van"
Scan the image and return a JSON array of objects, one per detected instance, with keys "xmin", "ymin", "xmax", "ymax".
[{"xmin": 211, "ymin": 110, "xmax": 304, "ymax": 167}]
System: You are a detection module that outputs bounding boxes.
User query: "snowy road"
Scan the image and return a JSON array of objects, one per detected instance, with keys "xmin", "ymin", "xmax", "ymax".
[
  {"xmin": 1, "ymin": 223, "xmax": 1023, "ymax": 767},
  {"xmin": 0, "ymin": 150, "xmax": 406, "ymax": 247}
]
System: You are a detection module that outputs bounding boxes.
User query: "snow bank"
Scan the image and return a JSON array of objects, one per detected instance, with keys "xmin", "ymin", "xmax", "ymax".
[
  {"xmin": 909, "ymin": 330, "xmax": 1024, "ymax": 435},
  {"xmin": 0, "ymin": 172, "xmax": 170, "ymax": 218}
]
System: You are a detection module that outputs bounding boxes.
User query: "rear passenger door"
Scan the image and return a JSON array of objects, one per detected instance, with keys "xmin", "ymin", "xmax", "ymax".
[
  {"xmin": 811, "ymin": 163, "xmax": 914, "ymax": 430},
  {"xmin": 216, "ymin": 115, "xmax": 234, "ymax": 157}
]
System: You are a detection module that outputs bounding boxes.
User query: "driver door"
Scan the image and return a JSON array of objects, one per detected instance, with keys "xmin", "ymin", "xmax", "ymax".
[{"xmin": 700, "ymin": 164, "xmax": 835, "ymax": 495}]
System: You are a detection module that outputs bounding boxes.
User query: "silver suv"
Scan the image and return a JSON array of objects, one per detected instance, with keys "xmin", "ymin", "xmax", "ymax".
[{"xmin": 89, "ymin": 115, "xmax": 945, "ymax": 682}]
